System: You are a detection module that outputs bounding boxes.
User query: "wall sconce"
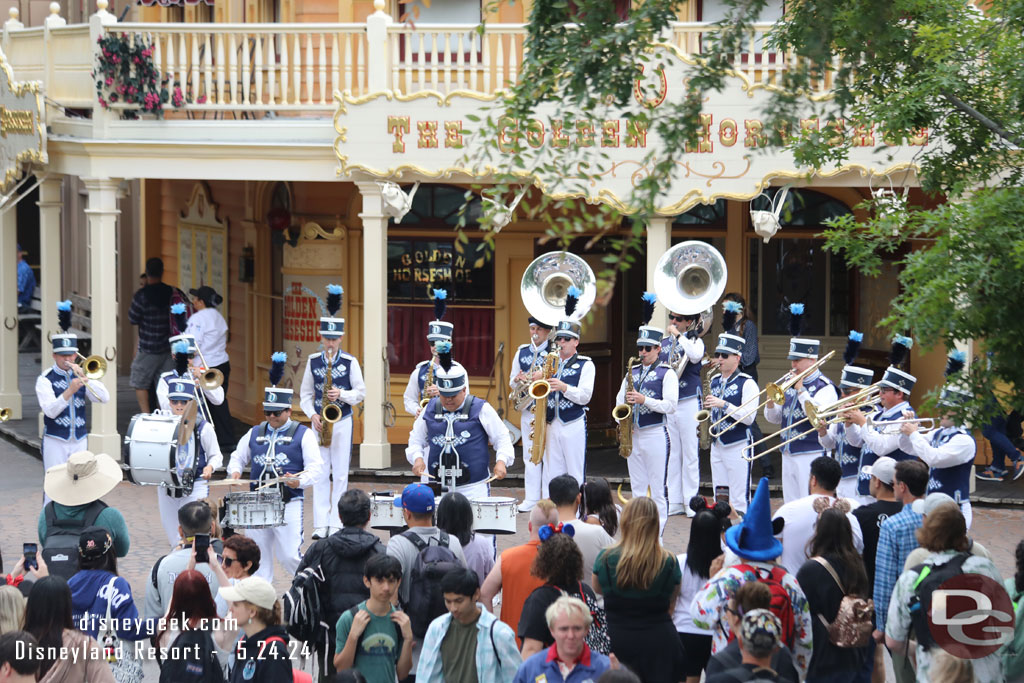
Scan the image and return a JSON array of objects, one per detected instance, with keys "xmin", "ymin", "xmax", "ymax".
[
  {"xmin": 379, "ymin": 181, "xmax": 420, "ymax": 223},
  {"xmin": 238, "ymin": 245, "xmax": 254, "ymax": 283},
  {"xmin": 750, "ymin": 184, "xmax": 792, "ymax": 243},
  {"xmin": 481, "ymin": 185, "xmax": 528, "ymax": 233}
]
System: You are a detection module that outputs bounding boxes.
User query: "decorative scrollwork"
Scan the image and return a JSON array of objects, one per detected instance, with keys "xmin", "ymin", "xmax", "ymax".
[{"xmin": 300, "ymin": 221, "xmax": 345, "ymax": 241}]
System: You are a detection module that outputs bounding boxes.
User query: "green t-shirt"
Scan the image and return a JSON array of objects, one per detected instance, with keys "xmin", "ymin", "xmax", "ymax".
[
  {"xmin": 335, "ymin": 601, "xmax": 400, "ymax": 682},
  {"xmin": 441, "ymin": 615, "xmax": 479, "ymax": 683}
]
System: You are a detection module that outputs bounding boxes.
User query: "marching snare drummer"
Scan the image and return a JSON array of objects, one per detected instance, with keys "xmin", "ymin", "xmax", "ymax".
[
  {"xmin": 660, "ymin": 307, "xmax": 705, "ymax": 518},
  {"xmin": 817, "ymin": 331, "xmax": 874, "ymax": 500},
  {"xmin": 155, "ymin": 323, "xmax": 225, "ymax": 414},
  {"xmin": 616, "ymin": 293, "xmax": 677, "ymax": 533},
  {"xmin": 705, "ymin": 333, "xmax": 759, "ymax": 514},
  {"xmin": 403, "ymin": 288, "xmax": 453, "ymax": 417},
  {"xmin": 510, "ymin": 315, "xmax": 554, "ymax": 512},
  {"xmin": 299, "ymin": 284, "xmax": 366, "ymax": 540},
  {"xmin": 36, "ymin": 301, "xmax": 111, "ymax": 502},
  {"xmin": 407, "ymin": 344, "xmax": 514, "ymax": 500},
  {"xmin": 159, "ymin": 377, "xmax": 223, "ymax": 547},
  {"xmin": 228, "ymin": 353, "xmax": 323, "ymax": 581},
  {"xmin": 764, "ymin": 303, "xmax": 839, "ymax": 503}
]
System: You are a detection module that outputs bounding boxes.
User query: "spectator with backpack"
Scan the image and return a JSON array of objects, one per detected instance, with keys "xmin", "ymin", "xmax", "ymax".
[
  {"xmin": 706, "ymin": 609, "xmax": 796, "ymax": 683},
  {"xmin": 513, "ymin": 596, "xmax": 613, "ymax": 683},
  {"xmin": 154, "ymin": 570, "xmax": 236, "ymax": 682},
  {"xmin": 38, "ymin": 451, "xmax": 129, "ymax": 581},
  {"xmin": 294, "ymin": 489, "xmax": 385, "ymax": 682},
  {"xmin": 436, "ymin": 492, "xmax": 495, "ymax": 585},
  {"xmin": 416, "ymin": 568, "xmax": 521, "ymax": 682},
  {"xmin": 145, "ymin": 501, "xmax": 224, "ymax": 620},
  {"xmin": 333, "ymin": 555, "xmax": 413, "ymax": 682},
  {"xmin": 704, "ymin": 582, "xmax": 801, "ymax": 681},
  {"xmin": 885, "ymin": 502, "xmax": 1004, "ymax": 683},
  {"xmin": 219, "ymin": 576, "xmax": 294, "ymax": 683},
  {"xmin": 693, "ymin": 478, "xmax": 813, "ymax": 679}
]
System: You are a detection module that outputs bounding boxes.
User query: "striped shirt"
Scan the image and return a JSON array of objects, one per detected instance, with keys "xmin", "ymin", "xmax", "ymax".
[
  {"xmin": 128, "ymin": 283, "xmax": 173, "ymax": 354},
  {"xmin": 873, "ymin": 503, "xmax": 923, "ymax": 631}
]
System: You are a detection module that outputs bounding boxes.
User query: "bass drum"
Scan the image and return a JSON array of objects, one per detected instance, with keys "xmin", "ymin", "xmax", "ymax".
[{"xmin": 122, "ymin": 412, "xmax": 188, "ymax": 492}]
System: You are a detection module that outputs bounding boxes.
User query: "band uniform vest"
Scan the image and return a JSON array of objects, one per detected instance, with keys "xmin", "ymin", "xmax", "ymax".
[
  {"xmin": 424, "ymin": 395, "xmax": 491, "ymax": 486},
  {"xmin": 779, "ymin": 372, "xmax": 835, "ymax": 455},
  {"xmin": 247, "ymin": 421, "xmax": 308, "ymax": 501},
  {"xmin": 873, "ymin": 401, "xmax": 917, "ymax": 462},
  {"xmin": 414, "ymin": 359, "xmax": 439, "ymax": 395},
  {"xmin": 926, "ymin": 427, "xmax": 974, "ymax": 504},
  {"xmin": 631, "ymin": 362, "xmax": 672, "ymax": 429},
  {"xmin": 514, "ymin": 343, "xmax": 546, "ymax": 411},
  {"xmin": 833, "ymin": 423, "xmax": 862, "ymax": 480},
  {"xmin": 857, "ymin": 405, "xmax": 883, "ymax": 497},
  {"xmin": 710, "ymin": 371, "xmax": 753, "ymax": 446},
  {"xmin": 546, "ymin": 354, "xmax": 591, "ymax": 425},
  {"xmin": 310, "ymin": 351, "xmax": 355, "ymax": 419},
  {"xmin": 660, "ymin": 337, "xmax": 701, "ymax": 400},
  {"xmin": 167, "ymin": 417, "xmax": 209, "ymax": 499},
  {"xmin": 42, "ymin": 366, "xmax": 88, "ymax": 441}
]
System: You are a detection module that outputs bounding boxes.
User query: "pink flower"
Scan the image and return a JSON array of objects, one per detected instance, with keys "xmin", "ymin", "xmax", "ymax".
[
  {"xmin": 98, "ymin": 97, "xmax": 107, "ymax": 108},
  {"xmin": 117, "ymin": 85, "xmax": 126, "ymax": 94},
  {"xmin": 196, "ymin": 94, "xmax": 207, "ymax": 104},
  {"xmin": 132, "ymin": 56, "xmax": 140, "ymax": 64},
  {"xmin": 105, "ymin": 76, "xmax": 113, "ymax": 86}
]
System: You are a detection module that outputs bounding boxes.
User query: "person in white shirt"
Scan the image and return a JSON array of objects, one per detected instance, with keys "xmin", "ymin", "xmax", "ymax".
[
  {"xmin": 185, "ymin": 285, "xmax": 234, "ymax": 451},
  {"xmin": 403, "ymin": 288, "xmax": 453, "ymax": 418},
  {"xmin": 773, "ymin": 455, "xmax": 863, "ymax": 575},
  {"xmin": 510, "ymin": 317, "xmax": 554, "ymax": 512},
  {"xmin": 548, "ymin": 474, "xmax": 613, "ymax": 588},
  {"xmin": 845, "ymin": 336, "xmax": 919, "ymax": 465},
  {"xmin": 155, "ymin": 335, "xmax": 225, "ymax": 415},
  {"xmin": 660, "ymin": 309, "xmax": 706, "ymax": 518}
]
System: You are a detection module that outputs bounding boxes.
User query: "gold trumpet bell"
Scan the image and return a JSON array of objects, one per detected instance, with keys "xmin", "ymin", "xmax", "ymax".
[
  {"xmin": 201, "ymin": 368, "xmax": 224, "ymax": 390},
  {"xmin": 78, "ymin": 353, "xmax": 106, "ymax": 379},
  {"xmin": 0, "ymin": 408, "xmax": 10, "ymax": 422}
]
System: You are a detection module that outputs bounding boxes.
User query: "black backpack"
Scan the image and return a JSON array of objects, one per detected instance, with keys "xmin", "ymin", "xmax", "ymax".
[
  {"xmin": 283, "ymin": 563, "xmax": 332, "ymax": 672},
  {"xmin": 401, "ymin": 531, "xmax": 460, "ymax": 638},
  {"xmin": 158, "ymin": 628, "xmax": 224, "ymax": 683},
  {"xmin": 42, "ymin": 500, "xmax": 107, "ymax": 580},
  {"xmin": 908, "ymin": 552, "xmax": 972, "ymax": 650}
]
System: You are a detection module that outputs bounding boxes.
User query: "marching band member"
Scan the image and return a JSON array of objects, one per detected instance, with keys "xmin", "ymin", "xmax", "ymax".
[
  {"xmin": 617, "ymin": 293, "xmax": 677, "ymax": 532},
  {"xmin": 764, "ymin": 304, "xmax": 838, "ymax": 503},
  {"xmin": 159, "ymin": 377, "xmax": 222, "ymax": 546},
  {"xmin": 403, "ymin": 289, "xmax": 453, "ymax": 417},
  {"xmin": 898, "ymin": 351, "xmax": 976, "ymax": 528},
  {"xmin": 407, "ymin": 343, "xmax": 514, "ymax": 500},
  {"xmin": 817, "ymin": 331, "xmax": 874, "ymax": 500},
  {"xmin": 155, "ymin": 307, "xmax": 225, "ymax": 413},
  {"xmin": 845, "ymin": 336, "xmax": 918, "ymax": 471},
  {"xmin": 540, "ymin": 287, "xmax": 595, "ymax": 492},
  {"xmin": 36, "ymin": 301, "xmax": 111, "ymax": 501},
  {"xmin": 299, "ymin": 284, "xmax": 366, "ymax": 540},
  {"xmin": 705, "ymin": 333, "xmax": 759, "ymax": 514},
  {"xmin": 228, "ymin": 353, "xmax": 323, "ymax": 581},
  {"xmin": 660, "ymin": 307, "xmax": 705, "ymax": 518},
  {"xmin": 510, "ymin": 315, "xmax": 554, "ymax": 512}
]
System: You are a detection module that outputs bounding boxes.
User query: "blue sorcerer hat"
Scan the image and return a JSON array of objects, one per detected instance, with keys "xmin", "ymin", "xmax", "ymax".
[
  {"xmin": 724, "ymin": 478, "xmax": 783, "ymax": 562},
  {"xmin": 319, "ymin": 284, "xmax": 345, "ymax": 338}
]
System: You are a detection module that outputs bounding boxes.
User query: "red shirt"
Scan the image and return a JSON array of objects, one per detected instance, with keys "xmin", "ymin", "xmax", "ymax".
[{"xmin": 498, "ymin": 539, "xmax": 544, "ymax": 644}]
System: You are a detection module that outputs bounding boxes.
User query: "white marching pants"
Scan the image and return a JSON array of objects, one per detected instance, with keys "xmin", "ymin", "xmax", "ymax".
[
  {"xmin": 42, "ymin": 436, "xmax": 85, "ymax": 506},
  {"xmin": 710, "ymin": 439, "xmax": 751, "ymax": 514},
  {"xmin": 313, "ymin": 417, "xmax": 353, "ymax": 529},
  {"xmin": 666, "ymin": 397, "xmax": 700, "ymax": 508},
  {"xmin": 520, "ymin": 412, "xmax": 546, "ymax": 505},
  {"xmin": 961, "ymin": 501, "xmax": 973, "ymax": 530},
  {"xmin": 627, "ymin": 425, "xmax": 670, "ymax": 534},
  {"xmin": 157, "ymin": 480, "xmax": 211, "ymax": 547},
  {"xmin": 249, "ymin": 499, "xmax": 304, "ymax": 581},
  {"xmin": 837, "ymin": 477, "xmax": 859, "ymax": 501},
  {"xmin": 542, "ymin": 418, "xmax": 587, "ymax": 492},
  {"xmin": 782, "ymin": 451, "xmax": 820, "ymax": 503}
]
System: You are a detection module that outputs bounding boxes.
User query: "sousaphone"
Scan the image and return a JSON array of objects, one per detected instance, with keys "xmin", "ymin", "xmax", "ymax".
[
  {"xmin": 521, "ymin": 251, "xmax": 597, "ymax": 327},
  {"xmin": 653, "ymin": 240, "xmax": 728, "ymax": 330}
]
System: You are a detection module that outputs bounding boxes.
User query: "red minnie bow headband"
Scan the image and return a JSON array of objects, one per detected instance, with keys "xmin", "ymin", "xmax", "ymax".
[{"xmin": 538, "ymin": 522, "xmax": 576, "ymax": 542}]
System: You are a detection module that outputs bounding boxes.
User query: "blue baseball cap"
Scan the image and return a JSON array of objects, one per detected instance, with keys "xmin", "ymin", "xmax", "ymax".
[{"xmin": 393, "ymin": 483, "xmax": 435, "ymax": 514}]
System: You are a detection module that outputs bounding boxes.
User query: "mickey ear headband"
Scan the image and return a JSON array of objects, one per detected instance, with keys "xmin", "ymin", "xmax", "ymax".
[{"xmin": 538, "ymin": 523, "xmax": 576, "ymax": 542}]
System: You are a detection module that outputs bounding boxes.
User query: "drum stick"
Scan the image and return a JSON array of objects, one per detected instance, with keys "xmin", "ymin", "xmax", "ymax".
[
  {"xmin": 205, "ymin": 471, "xmax": 306, "ymax": 488},
  {"xmin": 254, "ymin": 471, "xmax": 306, "ymax": 490}
]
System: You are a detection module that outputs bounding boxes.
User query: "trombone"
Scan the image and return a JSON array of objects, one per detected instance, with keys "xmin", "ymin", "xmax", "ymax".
[
  {"xmin": 706, "ymin": 350, "xmax": 836, "ymax": 438},
  {"xmin": 0, "ymin": 408, "xmax": 10, "ymax": 422},
  {"xmin": 741, "ymin": 393, "xmax": 881, "ymax": 461},
  {"xmin": 72, "ymin": 352, "xmax": 106, "ymax": 401},
  {"xmin": 191, "ymin": 343, "xmax": 224, "ymax": 391},
  {"xmin": 868, "ymin": 416, "xmax": 937, "ymax": 432}
]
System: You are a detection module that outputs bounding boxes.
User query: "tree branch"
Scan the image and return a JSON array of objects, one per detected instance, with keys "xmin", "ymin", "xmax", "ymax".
[{"xmin": 941, "ymin": 90, "xmax": 1024, "ymax": 148}]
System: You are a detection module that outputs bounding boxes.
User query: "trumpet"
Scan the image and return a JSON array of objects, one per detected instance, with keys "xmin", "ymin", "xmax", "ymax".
[
  {"xmin": 0, "ymin": 408, "xmax": 10, "ymax": 422},
  {"xmin": 741, "ymin": 395, "xmax": 882, "ymax": 461}
]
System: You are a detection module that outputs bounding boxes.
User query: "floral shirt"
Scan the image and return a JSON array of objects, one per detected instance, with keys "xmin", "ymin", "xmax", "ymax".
[{"xmin": 690, "ymin": 560, "xmax": 813, "ymax": 679}]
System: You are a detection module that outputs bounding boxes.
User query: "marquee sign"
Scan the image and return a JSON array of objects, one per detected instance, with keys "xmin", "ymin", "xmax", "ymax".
[
  {"xmin": 334, "ymin": 45, "xmax": 924, "ymax": 215},
  {"xmin": 0, "ymin": 50, "xmax": 45, "ymax": 192}
]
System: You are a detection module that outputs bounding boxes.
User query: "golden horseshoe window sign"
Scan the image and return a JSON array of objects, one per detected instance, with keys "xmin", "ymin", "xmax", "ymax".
[{"xmin": 634, "ymin": 64, "xmax": 668, "ymax": 109}]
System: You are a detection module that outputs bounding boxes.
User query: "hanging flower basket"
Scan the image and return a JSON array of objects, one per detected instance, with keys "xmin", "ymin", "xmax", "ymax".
[{"xmin": 94, "ymin": 33, "xmax": 205, "ymax": 119}]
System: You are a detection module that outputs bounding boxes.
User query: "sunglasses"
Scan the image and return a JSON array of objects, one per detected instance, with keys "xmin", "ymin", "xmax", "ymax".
[
  {"xmin": 668, "ymin": 314, "xmax": 686, "ymax": 322},
  {"xmin": 554, "ymin": 337, "xmax": 572, "ymax": 343},
  {"xmin": 714, "ymin": 352, "xmax": 731, "ymax": 359},
  {"xmin": 264, "ymin": 410, "xmax": 283, "ymax": 417},
  {"xmin": 637, "ymin": 346, "xmax": 657, "ymax": 353},
  {"xmin": 223, "ymin": 556, "xmax": 237, "ymax": 567},
  {"xmin": 170, "ymin": 400, "xmax": 189, "ymax": 406}
]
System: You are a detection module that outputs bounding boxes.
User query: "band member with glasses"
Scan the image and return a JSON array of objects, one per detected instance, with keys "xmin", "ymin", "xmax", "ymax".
[
  {"xmin": 704, "ymin": 333, "xmax": 759, "ymax": 514},
  {"xmin": 228, "ymin": 353, "xmax": 323, "ymax": 581},
  {"xmin": 661, "ymin": 309, "xmax": 705, "ymax": 517},
  {"xmin": 403, "ymin": 288, "xmax": 453, "ymax": 417},
  {"xmin": 511, "ymin": 316, "xmax": 554, "ymax": 512}
]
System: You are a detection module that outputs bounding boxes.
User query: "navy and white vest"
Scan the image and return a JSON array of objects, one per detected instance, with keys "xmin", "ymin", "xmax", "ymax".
[
  {"xmin": 660, "ymin": 337, "xmax": 701, "ymax": 400},
  {"xmin": 710, "ymin": 371, "xmax": 754, "ymax": 446},
  {"xmin": 167, "ymin": 418, "xmax": 210, "ymax": 499},
  {"xmin": 779, "ymin": 371, "xmax": 835, "ymax": 455},
  {"xmin": 247, "ymin": 420, "xmax": 309, "ymax": 501},
  {"xmin": 926, "ymin": 427, "xmax": 974, "ymax": 504},
  {"xmin": 857, "ymin": 405, "xmax": 883, "ymax": 497},
  {"xmin": 414, "ymin": 359, "xmax": 440, "ymax": 395},
  {"xmin": 545, "ymin": 354, "xmax": 591, "ymax": 425},
  {"xmin": 833, "ymin": 423, "xmax": 862, "ymax": 480},
  {"xmin": 42, "ymin": 366, "xmax": 87, "ymax": 441},
  {"xmin": 423, "ymin": 396, "xmax": 491, "ymax": 486},
  {"xmin": 873, "ymin": 401, "xmax": 917, "ymax": 462},
  {"xmin": 310, "ymin": 351, "xmax": 355, "ymax": 420},
  {"xmin": 630, "ymin": 362, "xmax": 672, "ymax": 429},
  {"xmin": 514, "ymin": 342, "xmax": 547, "ymax": 411}
]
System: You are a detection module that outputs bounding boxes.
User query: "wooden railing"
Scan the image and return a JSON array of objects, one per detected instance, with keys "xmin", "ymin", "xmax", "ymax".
[{"xmin": 5, "ymin": 25, "xmax": 95, "ymax": 108}]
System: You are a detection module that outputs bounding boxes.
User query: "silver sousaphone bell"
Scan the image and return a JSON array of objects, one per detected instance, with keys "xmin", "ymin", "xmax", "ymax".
[
  {"xmin": 653, "ymin": 240, "xmax": 728, "ymax": 328},
  {"xmin": 521, "ymin": 251, "xmax": 597, "ymax": 327}
]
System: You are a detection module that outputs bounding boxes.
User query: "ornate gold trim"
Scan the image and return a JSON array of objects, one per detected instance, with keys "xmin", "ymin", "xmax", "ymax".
[{"xmin": 298, "ymin": 220, "xmax": 346, "ymax": 241}]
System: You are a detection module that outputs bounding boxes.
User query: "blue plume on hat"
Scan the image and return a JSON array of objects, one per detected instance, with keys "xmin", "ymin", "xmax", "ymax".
[
  {"xmin": 723, "ymin": 300, "xmax": 742, "ymax": 332},
  {"xmin": 269, "ymin": 352, "xmax": 287, "ymax": 386},
  {"xmin": 326, "ymin": 284, "xmax": 343, "ymax": 317},
  {"xmin": 56, "ymin": 300, "xmax": 72, "ymax": 333},
  {"xmin": 565, "ymin": 285, "xmax": 582, "ymax": 318},
  {"xmin": 173, "ymin": 341, "xmax": 190, "ymax": 376},
  {"xmin": 788, "ymin": 302, "xmax": 805, "ymax": 337},
  {"xmin": 641, "ymin": 292, "xmax": 657, "ymax": 326},
  {"xmin": 889, "ymin": 335, "xmax": 913, "ymax": 367},
  {"xmin": 945, "ymin": 349, "xmax": 966, "ymax": 377},
  {"xmin": 433, "ymin": 288, "xmax": 448, "ymax": 321},
  {"xmin": 843, "ymin": 330, "xmax": 864, "ymax": 365},
  {"xmin": 170, "ymin": 302, "xmax": 188, "ymax": 332},
  {"xmin": 436, "ymin": 340, "xmax": 453, "ymax": 372}
]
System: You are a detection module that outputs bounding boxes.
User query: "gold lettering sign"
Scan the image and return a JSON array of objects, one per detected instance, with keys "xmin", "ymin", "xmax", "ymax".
[{"xmin": 0, "ymin": 107, "xmax": 33, "ymax": 137}]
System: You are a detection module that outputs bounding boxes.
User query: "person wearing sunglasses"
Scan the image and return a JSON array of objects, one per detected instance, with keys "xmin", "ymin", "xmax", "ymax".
[
  {"xmin": 703, "ymin": 334, "xmax": 759, "ymax": 514},
  {"xmin": 227, "ymin": 353, "xmax": 323, "ymax": 581},
  {"xmin": 661, "ymin": 310, "xmax": 706, "ymax": 518},
  {"xmin": 511, "ymin": 316, "xmax": 554, "ymax": 513}
]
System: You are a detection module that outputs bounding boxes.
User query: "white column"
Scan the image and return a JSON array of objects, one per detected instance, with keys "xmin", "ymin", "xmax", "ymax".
[
  {"xmin": 365, "ymin": 0, "xmax": 392, "ymax": 92},
  {"xmin": 356, "ymin": 181, "xmax": 390, "ymax": 468},
  {"xmin": 0, "ymin": 198, "xmax": 21, "ymax": 419},
  {"xmin": 37, "ymin": 175, "xmax": 62, "ymax": 358},
  {"xmin": 84, "ymin": 178, "xmax": 120, "ymax": 456},
  {"xmin": 646, "ymin": 217, "xmax": 671, "ymax": 328}
]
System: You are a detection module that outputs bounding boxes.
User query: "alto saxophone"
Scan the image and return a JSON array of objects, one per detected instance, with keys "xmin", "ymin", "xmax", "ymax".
[
  {"xmin": 419, "ymin": 361, "xmax": 435, "ymax": 410},
  {"xmin": 696, "ymin": 359, "xmax": 720, "ymax": 450},
  {"xmin": 320, "ymin": 349, "xmax": 342, "ymax": 447},
  {"xmin": 528, "ymin": 352, "xmax": 558, "ymax": 465},
  {"xmin": 613, "ymin": 357, "xmax": 640, "ymax": 458}
]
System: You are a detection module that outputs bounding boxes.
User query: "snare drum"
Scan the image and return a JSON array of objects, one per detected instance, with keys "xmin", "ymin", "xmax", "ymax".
[
  {"xmin": 369, "ymin": 494, "xmax": 406, "ymax": 530},
  {"xmin": 223, "ymin": 490, "xmax": 285, "ymax": 529},
  {"xmin": 471, "ymin": 496, "xmax": 518, "ymax": 534},
  {"xmin": 123, "ymin": 412, "xmax": 189, "ymax": 491}
]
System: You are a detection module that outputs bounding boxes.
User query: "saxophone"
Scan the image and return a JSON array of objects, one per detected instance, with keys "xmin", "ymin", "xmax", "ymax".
[
  {"xmin": 528, "ymin": 352, "xmax": 558, "ymax": 465},
  {"xmin": 320, "ymin": 349, "xmax": 342, "ymax": 447},
  {"xmin": 613, "ymin": 357, "xmax": 640, "ymax": 458},
  {"xmin": 696, "ymin": 359, "xmax": 719, "ymax": 450},
  {"xmin": 419, "ymin": 361, "xmax": 435, "ymax": 410}
]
